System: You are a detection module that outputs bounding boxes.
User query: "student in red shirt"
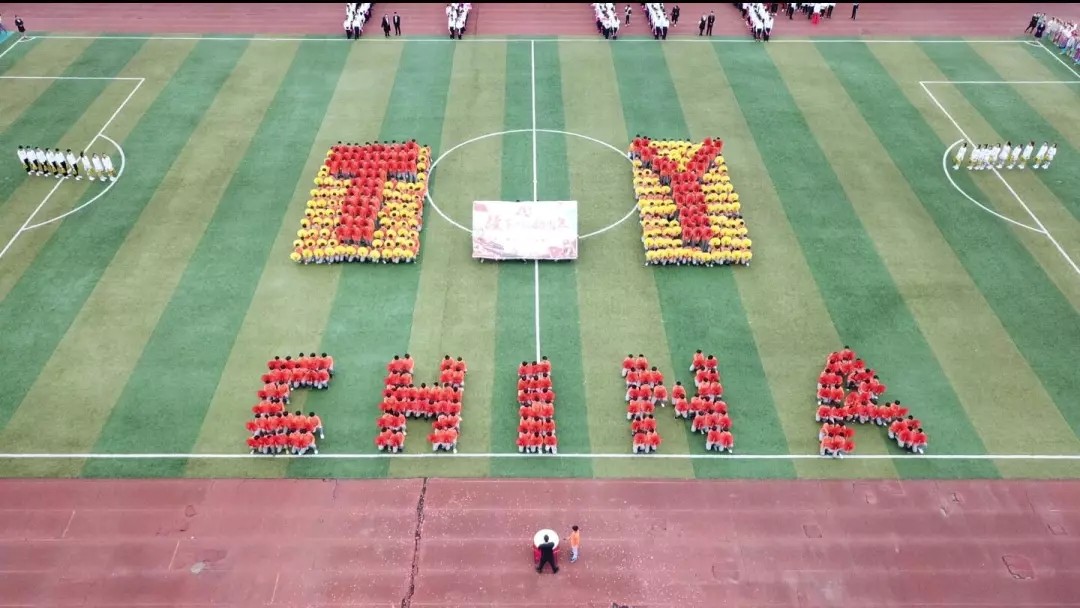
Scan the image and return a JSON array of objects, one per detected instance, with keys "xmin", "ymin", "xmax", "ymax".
[
  {"xmin": 911, "ymin": 429, "xmax": 927, "ymax": 454},
  {"xmin": 542, "ymin": 433, "xmax": 558, "ymax": 454},
  {"xmin": 690, "ymin": 350, "xmax": 705, "ymax": 371},
  {"xmin": 652, "ymin": 384, "xmax": 668, "ymax": 408},
  {"xmin": 718, "ymin": 430, "xmax": 734, "ymax": 453},
  {"xmin": 622, "ymin": 355, "xmax": 635, "ymax": 378},
  {"xmin": 646, "ymin": 432, "xmax": 661, "ymax": 452}
]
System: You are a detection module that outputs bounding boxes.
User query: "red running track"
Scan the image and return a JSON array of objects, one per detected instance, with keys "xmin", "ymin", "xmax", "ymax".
[
  {"xmin": 1, "ymin": 478, "xmax": 1079, "ymax": 607},
  {"xmin": 0, "ymin": 3, "xmax": 1072, "ymax": 37}
]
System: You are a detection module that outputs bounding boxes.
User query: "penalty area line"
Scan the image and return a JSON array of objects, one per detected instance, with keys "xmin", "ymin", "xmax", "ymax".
[{"xmin": 0, "ymin": 453, "xmax": 1078, "ymax": 461}]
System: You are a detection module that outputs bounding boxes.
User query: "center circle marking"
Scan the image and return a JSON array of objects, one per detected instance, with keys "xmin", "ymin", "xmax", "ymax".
[{"xmin": 424, "ymin": 128, "xmax": 636, "ymax": 240}]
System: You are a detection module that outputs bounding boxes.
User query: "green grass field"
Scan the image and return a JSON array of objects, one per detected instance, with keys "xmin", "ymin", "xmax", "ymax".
[{"xmin": 1, "ymin": 33, "xmax": 1079, "ymax": 480}]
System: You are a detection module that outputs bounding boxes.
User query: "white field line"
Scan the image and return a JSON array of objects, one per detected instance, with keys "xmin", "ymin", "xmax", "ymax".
[
  {"xmin": 919, "ymin": 80, "xmax": 1080, "ymax": 85},
  {"xmin": 0, "ymin": 78, "xmax": 142, "ymax": 260},
  {"xmin": 0, "ymin": 75, "xmax": 144, "ymax": 81},
  {"xmin": 424, "ymin": 128, "xmax": 635, "ymax": 238},
  {"xmin": 0, "ymin": 36, "xmax": 21, "ymax": 61},
  {"xmin": 940, "ymin": 140, "xmax": 1044, "ymax": 233},
  {"xmin": 28, "ymin": 35, "xmax": 1039, "ymax": 44},
  {"xmin": 0, "ymin": 452, "xmax": 1078, "ymax": 461},
  {"xmin": 530, "ymin": 40, "xmax": 542, "ymax": 362},
  {"xmin": 921, "ymin": 81, "xmax": 1080, "ymax": 277},
  {"xmin": 1036, "ymin": 39, "xmax": 1080, "ymax": 80}
]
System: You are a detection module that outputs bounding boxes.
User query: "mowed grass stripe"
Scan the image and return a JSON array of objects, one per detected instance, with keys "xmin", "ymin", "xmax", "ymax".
[
  {"xmin": 561, "ymin": 41, "xmax": 691, "ymax": 479},
  {"xmin": 0, "ymin": 39, "xmax": 144, "ymax": 205},
  {"xmin": 0, "ymin": 39, "xmax": 151, "ymax": 433},
  {"xmin": 857, "ymin": 44, "xmax": 1080, "ymax": 451},
  {"xmin": 716, "ymin": 43, "xmax": 996, "ymax": 479},
  {"xmin": 777, "ymin": 43, "xmax": 1055, "ymax": 464},
  {"xmin": 664, "ymin": 44, "xmax": 894, "ymax": 479},
  {"xmin": 920, "ymin": 42, "xmax": 1080, "ymax": 225},
  {"xmin": 391, "ymin": 41, "xmax": 509, "ymax": 478},
  {"xmin": 533, "ymin": 42, "xmax": 591, "ymax": 468},
  {"xmin": 490, "ymin": 42, "xmax": 545, "ymax": 472},
  {"xmin": 609, "ymin": 43, "xmax": 707, "ymax": 474},
  {"xmin": 489, "ymin": 41, "xmax": 592, "ymax": 478},
  {"xmin": 612, "ymin": 43, "xmax": 791, "ymax": 480},
  {"xmin": 0, "ymin": 38, "xmax": 94, "ymax": 134},
  {"xmin": 288, "ymin": 41, "xmax": 456, "ymax": 479},
  {"xmin": 0, "ymin": 41, "xmax": 203, "ymax": 477},
  {"xmin": 81, "ymin": 41, "xmax": 347, "ymax": 478},
  {"xmin": 187, "ymin": 42, "xmax": 406, "ymax": 478}
]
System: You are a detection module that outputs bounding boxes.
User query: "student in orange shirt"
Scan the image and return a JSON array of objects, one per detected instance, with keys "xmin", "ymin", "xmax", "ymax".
[
  {"xmin": 568, "ymin": 525, "xmax": 581, "ymax": 563},
  {"xmin": 543, "ymin": 433, "xmax": 558, "ymax": 454},
  {"xmin": 652, "ymin": 384, "xmax": 668, "ymax": 408},
  {"xmin": 646, "ymin": 431, "xmax": 661, "ymax": 453},
  {"xmin": 691, "ymin": 350, "xmax": 705, "ymax": 371},
  {"xmin": 621, "ymin": 355, "xmax": 634, "ymax": 378}
]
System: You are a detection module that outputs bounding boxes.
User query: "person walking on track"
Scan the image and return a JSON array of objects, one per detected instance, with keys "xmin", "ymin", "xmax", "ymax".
[{"xmin": 393, "ymin": 12, "xmax": 401, "ymax": 36}]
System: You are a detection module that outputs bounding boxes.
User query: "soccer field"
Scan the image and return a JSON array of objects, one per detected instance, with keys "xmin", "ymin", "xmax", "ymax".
[{"xmin": 1, "ymin": 33, "xmax": 1079, "ymax": 481}]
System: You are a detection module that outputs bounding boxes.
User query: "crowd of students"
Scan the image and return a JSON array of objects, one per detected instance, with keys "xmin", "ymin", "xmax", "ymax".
[
  {"xmin": 740, "ymin": 4, "xmax": 775, "ymax": 41},
  {"xmin": 375, "ymin": 355, "xmax": 468, "ymax": 453},
  {"xmin": 680, "ymin": 351, "xmax": 735, "ymax": 453},
  {"xmin": 952, "ymin": 141, "xmax": 1057, "ymax": 172},
  {"xmin": 516, "ymin": 358, "xmax": 558, "ymax": 454},
  {"xmin": 592, "ymin": 3, "xmax": 622, "ymax": 39},
  {"xmin": 645, "ymin": 3, "xmax": 671, "ymax": 40},
  {"xmin": 1039, "ymin": 15, "xmax": 1080, "ymax": 66},
  {"xmin": 290, "ymin": 141, "xmax": 430, "ymax": 266},
  {"xmin": 629, "ymin": 137, "xmax": 753, "ymax": 267},
  {"xmin": 622, "ymin": 354, "xmax": 663, "ymax": 453},
  {"xmin": 447, "ymin": 3, "xmax": 470, "ymax": 39},
  {"xmin": 343, "ymin": 3, "xmax": 373, "ymax": 39},
  {"xmin": 246, "ymin": 354, "xmax": 332, "ymax": 455},
  {"xmin": 16, "ymin": 147, "xmax": 117, "ymax": 181},
  {"xmin": 815, "ymin": 348, "xmax": 927, "ymax": 458}
]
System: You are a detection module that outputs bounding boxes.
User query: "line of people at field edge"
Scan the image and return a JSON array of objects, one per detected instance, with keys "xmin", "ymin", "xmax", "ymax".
[
  {"xmin": 343, "ymin": 3, "xmax": 372, "ymax": 39},
  {"xmin": 592, "ymin": 3, "xmax": 621, "ymax": 39},
  {"xmin": 376, "ymin": 354, "xmax": 467, "ymax": 453},
  {"xmin": 16, "ymin": 146, "xmax": 117, "ymax": 181},
  {"xmin": 740, "ymin": 4, "xmax": 775, "ymax": 41},
  {"xmin": 246, "ymin": 354, "xmax": 331, "ymax": 455},
  {"xmin": 447, "ymin": 3, "xmax": 470, "ymax": 39},
  {"xmin": 1044, "ymin": 18, "xmax": 1080, "ymax": 65},
  {"xmin": 816, "ymin": 348, "xmax": 927, "ymax": 458},
  {"xmin": 517, "ymin": 358, "xmax": 558, "ymax": 454},
  {"xmin": 951, "ymin": 141, "xmax": 1057, "ymax": 171}
]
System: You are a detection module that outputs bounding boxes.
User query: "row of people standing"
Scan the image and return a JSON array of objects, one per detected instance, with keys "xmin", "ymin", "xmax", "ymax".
[
  {"xmin": 592, "ymin": 4, "xmax": 621, "ymax": 39},
  {"xmin": 740, "ymin": 4, "xmax": 774, "ymax": 41},
  {"xmin": 447, "ymin": 3, "xmax": 471, "ymax": 39},
  {"xmin": 343, "ymin": 3, "xmax": 372, "ymax": 39}
]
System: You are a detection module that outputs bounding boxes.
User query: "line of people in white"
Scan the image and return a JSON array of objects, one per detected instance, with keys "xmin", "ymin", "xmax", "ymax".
[
  {"xmin": 645, "ymin": 3, "xmax": 670, "ymax": 39},
  {"xmin": 447, "ymin": 3, "xmax": 470, "ymax": 39},
  {"xmin": 592, "ymin": 3, "xmax": 621, "ymax": 39},
  {"xmin": 952, "ymin": 141, "xmax": 1058, "ymax": 171},
  {"xmin": 16, "ymin": 146, "xmax": 116, "ymax": 181},
  {"xmin": 743, "ymin": 3, "xmax": 774, "ymax": 41},
  {"xmin": 343, "ymin": 3, "xmax": 373, "ymax": 39}
]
